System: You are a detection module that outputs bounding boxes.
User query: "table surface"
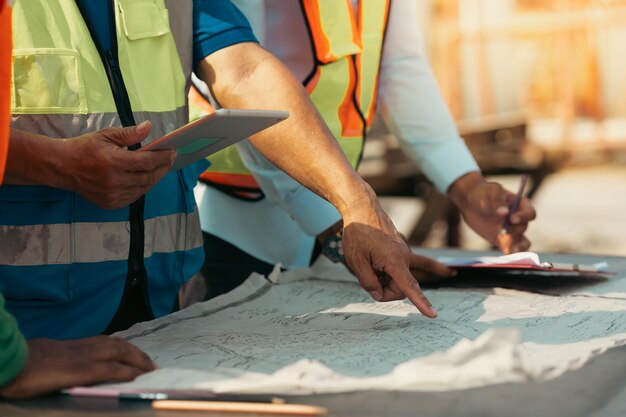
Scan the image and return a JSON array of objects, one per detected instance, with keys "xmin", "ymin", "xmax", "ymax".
[{"xmin": 2, "ymin": 249, "xmax": 625, "ymax": 417}]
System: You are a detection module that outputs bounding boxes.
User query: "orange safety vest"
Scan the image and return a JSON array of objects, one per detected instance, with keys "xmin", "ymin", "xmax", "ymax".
[
  {"xmin": 196, "ymin": 0, "xmax": 390, "ymax": 199},
  {"xmin": 0, "ymin": 0, "xmax": 11, "ymax": 184}
]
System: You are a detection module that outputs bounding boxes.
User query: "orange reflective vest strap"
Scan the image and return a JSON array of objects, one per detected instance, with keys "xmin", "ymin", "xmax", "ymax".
[
  {"xmin": 199, "ymin": 171, "xmax": 264, "ymax": 201},
  {"xmin": 356, "ymin": 0, "xmax": 390, "ymax": 125},
  {"xmin": 302, "ymin": 0, "xmax": 390, "ymax": 167},
  {"xmin": 304, "ymin": 54, "xmax": 364, "ymax": 167},
  {"xmin": 0, "ymin": 0, "xmax": 11, "ymax": 184},
  {"xmin": 300, "ymin": 0, "xmax": 361, "ymax": 64}
]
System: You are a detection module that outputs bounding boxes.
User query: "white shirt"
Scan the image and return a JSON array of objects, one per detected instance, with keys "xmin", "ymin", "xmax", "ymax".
[{"xmin": 195, "ymin": 0, "xmax": 480, "ymax": 269}]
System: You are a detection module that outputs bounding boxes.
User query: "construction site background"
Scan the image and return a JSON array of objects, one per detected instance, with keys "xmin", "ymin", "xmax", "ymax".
[{"xmin": 360, "ymin": 0, "xmax": 626, "ymax": 256}]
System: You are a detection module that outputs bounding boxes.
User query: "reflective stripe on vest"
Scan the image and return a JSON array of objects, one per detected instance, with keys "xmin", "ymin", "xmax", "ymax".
[
  {"xmin": 0, "ymin": 0, "xmax": 201, "ymax": 339},
  {"xmin": 0, "ymin": 0, "xmax": 11, "ymax": 184},
  {"xmin": 0, "ymin": 209, "xmax": 203, "ymax": 266},
  {"xmin": 198, "ymin": 0, "xmax": 389, "ymax": 198}
]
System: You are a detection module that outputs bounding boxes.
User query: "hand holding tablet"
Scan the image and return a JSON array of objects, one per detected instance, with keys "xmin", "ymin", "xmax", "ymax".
[{"xmin": 140, "ymin": 109, "xmax": 289, "ymax": 170}]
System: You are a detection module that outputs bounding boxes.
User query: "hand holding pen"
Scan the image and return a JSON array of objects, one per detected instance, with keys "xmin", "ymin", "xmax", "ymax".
[
  {"xmin": 448, "ymin": 172, "xmax": 536, "ymax": 256},
  {"xmin": 497, "ymin": 174, "xmax": 530, "ymax": 255}
]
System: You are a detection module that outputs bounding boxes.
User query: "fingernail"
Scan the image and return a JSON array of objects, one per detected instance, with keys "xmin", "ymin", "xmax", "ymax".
[
  {"xmin": 370, "ymin": 291, "xmax": 382, "ymax": 301},
  {"xmin": 137, "ymin": 121, "xmax": 151, "ymax": 133},
  {"xmin": 496, "ymin": 206, "xmax": 509, "ymax": 216},
  {"xmin": 169, "ymin": 152, "xmax": 177, "ymax": 164}
]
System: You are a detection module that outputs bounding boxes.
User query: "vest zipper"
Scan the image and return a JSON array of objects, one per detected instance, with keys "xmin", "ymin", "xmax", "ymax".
[
  {"xmin": 103, "ymin": 49, "xmax": 145, "ymax": 287},
  {"xmin": 75, "ymin": 0, "xmax": 153, "ymax": 330},
  {"xmin": 102, "ymin": 2, "xmax": 147, "ymax": 290},
  {"xmin": 104, "ymin": 50, "xmax": 137, "ymax": 138}
]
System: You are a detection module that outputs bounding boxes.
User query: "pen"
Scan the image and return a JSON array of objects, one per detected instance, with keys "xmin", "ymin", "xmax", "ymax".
[
  {"xmin": 64, "ymin": 387, "xmax": 283, "ymax": 404},
  {"xmin": 500, "ymin": 174, "xmax": 529, "ymax": 235},
  {"xmin": 119, "ymin": 392, "xmax": 284, "ymax": 403}
]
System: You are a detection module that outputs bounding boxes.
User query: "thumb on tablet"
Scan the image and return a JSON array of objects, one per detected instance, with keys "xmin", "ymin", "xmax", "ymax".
[{"xmin": 105, "ymin": 121, "xmax": 152, "ymax": 148}]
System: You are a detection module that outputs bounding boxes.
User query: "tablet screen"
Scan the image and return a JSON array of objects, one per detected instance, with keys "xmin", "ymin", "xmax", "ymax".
[{"xmin": 140, "ymin": 109, "xmax": 288, "ymax": 171}]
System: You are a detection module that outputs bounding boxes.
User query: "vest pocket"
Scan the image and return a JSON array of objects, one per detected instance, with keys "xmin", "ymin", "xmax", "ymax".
[
  {"xmin": 118, "ymin": 0, "xmax": 171, "ymax": 40},
  {"xmin": 116, "ymin": 0, "xmax": 186, "ymax": 112},
  {"xmin": 0, "ymin": 186, "xmax": 73, "ymax": 302},
  {"xmin": 11, "ymin": 48, "xmax": 87, "ymax": 115}
]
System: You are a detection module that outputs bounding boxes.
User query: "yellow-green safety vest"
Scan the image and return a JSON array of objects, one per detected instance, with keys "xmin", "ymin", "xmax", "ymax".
[
  {"xmin": 198, "ymin": 0, "xmax": 390, "ymax": 198},
  {"xmin": 1, "ymin": 0, "xmax": 203, "ymax": 339}
]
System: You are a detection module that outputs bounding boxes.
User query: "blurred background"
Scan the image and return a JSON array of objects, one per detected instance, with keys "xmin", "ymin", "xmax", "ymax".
[{"xmin": 360, "ymin": 0, "xmax": 626, "ymax": 256}]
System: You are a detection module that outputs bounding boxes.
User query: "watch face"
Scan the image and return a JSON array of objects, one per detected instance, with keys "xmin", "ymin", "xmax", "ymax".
[{"xmin": 322, "ymin": 232, "xmax": 345, "ymax": 263}]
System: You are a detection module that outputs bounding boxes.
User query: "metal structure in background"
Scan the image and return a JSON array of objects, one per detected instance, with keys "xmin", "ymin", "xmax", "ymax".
[
  {"xmin": 362, "ymin": 0, "xmax": 626, "ymax": 247},
  {"xmin": 432, "ymin": 0, "xmax": 626, "ymax": 157}
]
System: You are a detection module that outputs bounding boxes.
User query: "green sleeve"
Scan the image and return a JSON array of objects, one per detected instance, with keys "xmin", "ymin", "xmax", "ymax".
[{"xmin": 0, "ymin": 293, "xmax": 28, "ymax": 388}]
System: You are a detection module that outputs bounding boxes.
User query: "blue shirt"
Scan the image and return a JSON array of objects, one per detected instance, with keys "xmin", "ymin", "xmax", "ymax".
[
  {"xmin": 75, "ymin": 0, "xmax": 112, "ymax": 52},
  {"xmin": 193, "ymin": 0, "xmax": 257, "ymax": 66},
  {"xmin": 76, "ymin": 0, "xmax": 256, "ymax": 65}
]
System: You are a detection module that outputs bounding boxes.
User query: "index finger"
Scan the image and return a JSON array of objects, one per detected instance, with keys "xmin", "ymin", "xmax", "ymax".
[
  {"xmin": 384, "ymin": 263, "xmax": 438, "ymax": 318},
  {"xmin": 509, "ymin": 197, "xmax": 536, "ymax": 225},
  {"xmin": 121, "ymin": 149, "xmax": 175, "ymax": 173}
]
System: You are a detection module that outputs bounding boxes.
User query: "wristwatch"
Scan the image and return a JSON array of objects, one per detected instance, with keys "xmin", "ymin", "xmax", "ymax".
[{"xmin": 321, "ymin": 230, "xmax": 345, "ymax": 263}]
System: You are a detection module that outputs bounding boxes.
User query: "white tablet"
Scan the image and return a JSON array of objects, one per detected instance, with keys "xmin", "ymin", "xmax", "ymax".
[{"xmin": 140, "ymin": 108, "xmax": 289, "ymax": 171}]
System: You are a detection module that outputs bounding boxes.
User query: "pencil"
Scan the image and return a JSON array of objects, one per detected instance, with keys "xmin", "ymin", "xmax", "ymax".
[
  {"xmin": 500, "ymin": 174, "xmax": 529, "ymax": 234},
  {"xmin": 65, "ymin": 387, "xmax": 283, "ymax": 403},
  {"xmin": 152, "ymin": 400, "xmax": 328, "ymax": 415}
]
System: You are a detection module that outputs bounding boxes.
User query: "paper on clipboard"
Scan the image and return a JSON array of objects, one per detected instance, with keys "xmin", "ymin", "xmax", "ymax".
[{"xmin": 438, "ymin": 252, "xmax": 611, "ymax": 277}]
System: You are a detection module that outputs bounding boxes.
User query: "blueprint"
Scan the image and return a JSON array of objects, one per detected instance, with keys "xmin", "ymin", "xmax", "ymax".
[{"xmin": 108, "ymin": 257, "xmax": 626, "ymax": 394}]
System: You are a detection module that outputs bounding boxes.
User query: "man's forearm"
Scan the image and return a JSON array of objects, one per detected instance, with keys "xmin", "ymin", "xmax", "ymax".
[
  {"xmin": 4, "ymin": 129, "xmax": 66, "ymax": 187},
  {"xmin": 197, "ymin": 42, "xmax": 371, "ymax": 215},
  {"xmin": 198, "ymin": 42, "xmax": 447, "ymax": 317},
  {"xmin": 5, "ymin": 124, "xmax": 172, "ymax": 209}
]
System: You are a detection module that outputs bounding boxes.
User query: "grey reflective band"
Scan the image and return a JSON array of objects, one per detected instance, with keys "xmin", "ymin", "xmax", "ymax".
[
  {"xmin": 10, "ymin": 107, "xmax": 188, "ymax": 144},
  {"xmin": 0, "ymin": 210, "xmax": 202, "ymax": 266},
  {"xmin": 164, "ymin": 0, "xmax": 194, "ymax": 79}
]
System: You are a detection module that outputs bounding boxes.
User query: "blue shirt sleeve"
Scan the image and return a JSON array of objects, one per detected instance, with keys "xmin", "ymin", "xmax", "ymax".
[{"xmin": 193, "ymin": 0, "xmax": 258, "ymax": 67}]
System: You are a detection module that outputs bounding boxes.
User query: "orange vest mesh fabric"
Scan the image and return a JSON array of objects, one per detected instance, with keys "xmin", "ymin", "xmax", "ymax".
[
  {"xmin": 0, "ymin": 0, "xmax": 11, "ymax": 184},
  {"xmin": 198, "ymin": 1, "xmax": 388, "ymax": 198}
]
